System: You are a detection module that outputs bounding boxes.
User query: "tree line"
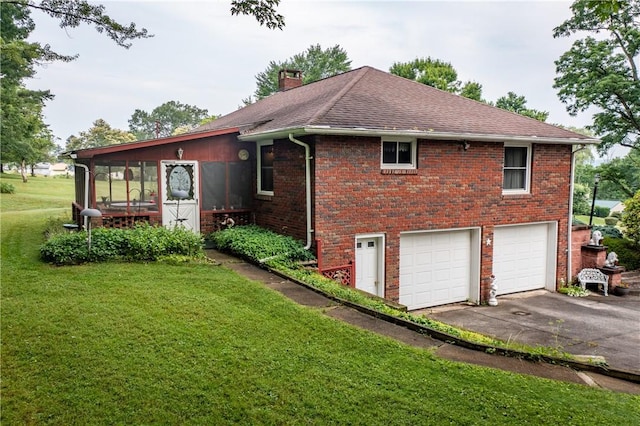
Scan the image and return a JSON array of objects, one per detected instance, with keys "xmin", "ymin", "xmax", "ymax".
[{"xmin": 2, "ymin": 0, "xmax": 638, "ymax": 192}]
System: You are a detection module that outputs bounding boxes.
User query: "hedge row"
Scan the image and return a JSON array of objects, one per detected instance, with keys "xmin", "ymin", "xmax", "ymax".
[{"xmin": 40, "ymin": 223, "xmax": 204, "ymax": 265}]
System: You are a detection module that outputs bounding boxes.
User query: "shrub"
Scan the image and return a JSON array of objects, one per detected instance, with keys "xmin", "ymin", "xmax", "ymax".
[
  {"xmin": 572, "ymin": 184, "xmax": 590, "ymax": 215},
  {"xmin": 594, "ymin": 206, "xmax": 610, "ymax": 218},
  {"xmin": 40, "ymin": 224, "xmax": 204, "ymax": 265},
  {"xmin": 622, "ymin": 191, "xmax": 640, "ymax": 246},
  {"xmin": 1, "ymin": 182, "xmax": 15, "ymax": 194},
  {"xmin": 126, "ymin": 223, "xmax": 203, "ymax": 261},
  {"xmin": 610, "ymin": 211, "xmax": 623, "ymax": 219},
  {"xmin": 43, "ymin": 215, "xmax": 74, "ymax": 239},
  {"xmin": 603, "ymin": 237, "xmax": 640, "ymax": 271},
  {"xmin": 604, "ymin": 216, "xmax": 618, "ymax": 226},
  {"xmin": 40, "ymin": 232, "xmax": 90, "ymax": 265},
  {"xmin": 209, "ymin": 225, "xmax": 315, "ymax": 265},
  {"xmin": 592, "ymin": 225, "xmax": 623, "ymax": 239}
]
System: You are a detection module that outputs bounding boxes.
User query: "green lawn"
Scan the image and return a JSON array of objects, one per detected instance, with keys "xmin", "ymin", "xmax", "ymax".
[
  {"xmin": 2, "ymin": 174, "xmax": 639, "ymax": 425},
  {"xmin": 574, "ymin": 215, "xmax": 607, "ymax": 226}
]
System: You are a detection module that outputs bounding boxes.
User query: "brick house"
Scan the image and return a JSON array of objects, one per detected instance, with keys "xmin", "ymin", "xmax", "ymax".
[{"xmin": 69, "ymin": 66, "xmax": 598, "ymax": 309}]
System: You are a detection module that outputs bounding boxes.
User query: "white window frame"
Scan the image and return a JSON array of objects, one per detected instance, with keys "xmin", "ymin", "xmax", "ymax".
[
  {"xmin": 380, "ymin": 137, "xmax": 417, "ymax": 170},
  {"xmin": 257, "ymin": 140, "xmax": 274, "ymax": 196},
  {"xmin": 503, "ymin": 143, "xmax": 531, "ymax": 195}
]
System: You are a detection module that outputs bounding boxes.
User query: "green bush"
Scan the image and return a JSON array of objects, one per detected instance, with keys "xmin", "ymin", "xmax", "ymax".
[
  {"xmin": 593, "ymin": 225, "xmax": 623, "ymax": 239},
  {"xmin": 603, "ymin": 237, "xmax": 640, "ymax": 271},
  {"xmin": 622, "ymin": 191, "xmax": 640, "ymax": 246},
  {"xmin": 43, "ymin": 215, "xmax": 74, "ymax": 238},
  {"xmin": 40, "ymin": 224, "xmax": 204, "ymax": 265},
  {"xmin": 126, "ymin": 223, "xmax": 203, "ymax": 261},
  {"xmin": 594, "ymin": 206, "xmax": 610, "ymax": 218},
  {"xmin": 1, "ymin": 182, "xmax": 15, "ymax": 194},
  {"xmin": 40, "ymin": 232, "xmax": 90, "ymax": 265},
  {"xmin": 210, "ymin": 225, "xmax": 315, "ymax": 265},
  {"xmin": 572, "ymin": 184, "xmax": 590, "ymax": 215},
  {"xmin": 610, "ymin": 211, "xmax": 623, "ymax": 219},
  {"xmin": 604, "ymin": 216, "xmax": 618, "ymax": 226}
]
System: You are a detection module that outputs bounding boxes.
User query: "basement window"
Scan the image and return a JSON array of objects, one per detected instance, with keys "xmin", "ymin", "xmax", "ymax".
[{"xmin": 381, "ymin": 138, "xmax": 416, "ymax": 169}]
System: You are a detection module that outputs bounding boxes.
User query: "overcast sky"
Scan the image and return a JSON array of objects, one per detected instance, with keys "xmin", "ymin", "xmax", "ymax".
[{"xmin": 26, "ymin": 0, "xmax": 616, "ymax": 154}]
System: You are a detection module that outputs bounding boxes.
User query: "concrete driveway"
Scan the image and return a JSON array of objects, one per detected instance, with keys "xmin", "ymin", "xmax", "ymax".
[{"xmin": 423, "ymin": 290, "xmax": 640, "ymax": 373}]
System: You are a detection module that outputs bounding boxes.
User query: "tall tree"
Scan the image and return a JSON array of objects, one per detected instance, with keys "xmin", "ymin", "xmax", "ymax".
[
  {"xmin": 390, "ymin": 57, "xmax": 461, "ymax": 92},
  {"xmin": 459, "ymin": 81, "xmax": 484, "ymax": 102},
  {"xmin": 553, "ymin": 0, "xmax": 640, "ymax": 154},
  {"xmin": 389, "ymin": 57, "xmax": 485, "ymax": 101},
  {"xmin": 65, "ymin": 119, "xmax": 136, "ymax": 151},
  {"xmin": 597, "ymin": 150, "xmax": 640, "ymax": 199},
  {"xmin": 254, "ymin": 44, "xmax": 352, "ymax": 99},
  {"xmin": 1, "ymin": 1, "xmax": 151, "ymax": 177},
  {"xmin": 494, "ymin": 92, "xmax": 549, "ymax": 122},
  {"xmin": 128, "ymin": 101, "xmax": 210, "ymax": 140},
  {"xmin": 0, "ymin": 2, "xmax": 58, "ymax": 180}
]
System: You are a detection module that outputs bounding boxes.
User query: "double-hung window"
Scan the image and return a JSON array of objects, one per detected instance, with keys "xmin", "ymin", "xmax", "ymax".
[
  {"xmin": 381, "ymin": 138, "xmax": 417, "ymax": 169},
  {"xmin": 503, "ymin": 144, "xmax": 531, "ymax": 194},
  {"xmin": 257, "ymin": 140, "xmax": 274, "ymax": 195}
]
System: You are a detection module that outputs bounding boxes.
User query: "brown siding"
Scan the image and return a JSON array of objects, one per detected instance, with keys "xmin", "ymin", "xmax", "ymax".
[
  {"xmin": 94, "ymin": 134, "xmax": 252, "ymax": 163},
  {"xmin": 87, "ymin": 134, "xmax": 255, "ymax": 233}
]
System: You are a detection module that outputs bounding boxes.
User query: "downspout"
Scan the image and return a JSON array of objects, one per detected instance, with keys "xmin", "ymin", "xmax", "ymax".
[
  {"xmin": 75, "ymin": 162, "xmax": 90, "ymax": 230},
  {"xmin": 288, "ymin": 134, "xmax": 313, "ymax": 250},
  {"xmin": 568, "ymin": 144, "xmax": 586, "ymax": 284}
]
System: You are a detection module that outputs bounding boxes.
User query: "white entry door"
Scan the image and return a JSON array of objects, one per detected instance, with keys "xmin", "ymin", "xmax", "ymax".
[
  {"xmin": 356, "ymin": 237, "xmax": 383, "ymax": 297},
  {"xmin": 161, "ymin": 161, "xmax": 200, "ymax": 232}
]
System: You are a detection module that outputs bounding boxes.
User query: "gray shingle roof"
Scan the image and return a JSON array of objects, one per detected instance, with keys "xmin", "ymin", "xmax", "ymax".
[{"xmin": 195, "ymin": 66, "xmax": 596, "ymax": 143}]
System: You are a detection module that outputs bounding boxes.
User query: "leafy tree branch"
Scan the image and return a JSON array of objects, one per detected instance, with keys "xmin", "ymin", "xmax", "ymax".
[
  {"xmin": 4, "ymin": 0, "xmax": 153, "ymax": 48},
  {"xmin": 553, "ymin": 0, "xmax": 640, "ymax": 154}
]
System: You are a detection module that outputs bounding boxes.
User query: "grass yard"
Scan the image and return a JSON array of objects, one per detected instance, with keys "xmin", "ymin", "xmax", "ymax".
[
  {"xmin": 1, "ymin": 174, "xmax": 639, "ymax": 425},
  {"xmin": 574, "ymin": 215, "xmax": 607, "ymax": 226}
]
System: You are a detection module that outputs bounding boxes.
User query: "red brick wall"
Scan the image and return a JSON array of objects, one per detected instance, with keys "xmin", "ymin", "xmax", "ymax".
[
  {"xmin": 254, "ymin": 138, "xmax": 308, "ymax": 242},
  {"xmin": 571, "ymin": 226, "xmax": 591, "ymax": 278},
  {"xmin": 310, "ymin": 135, "xmax": 572, "ymax": 303}
]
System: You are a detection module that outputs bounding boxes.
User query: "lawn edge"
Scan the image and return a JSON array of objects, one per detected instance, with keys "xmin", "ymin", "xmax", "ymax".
[{"xmin": 261, "ymin": 263, "xmax": 640, "ymax": 385}]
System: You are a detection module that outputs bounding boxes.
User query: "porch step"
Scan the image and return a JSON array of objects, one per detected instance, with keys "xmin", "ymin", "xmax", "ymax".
[{"xmin": 621, "ymin": 270, "xmax": 640, "ymax": 296}]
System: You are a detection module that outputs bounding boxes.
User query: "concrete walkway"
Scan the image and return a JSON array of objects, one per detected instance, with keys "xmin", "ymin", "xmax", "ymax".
[{"xmin": 207, "ymin": 250, "xmax": 640, "ymax": 394}]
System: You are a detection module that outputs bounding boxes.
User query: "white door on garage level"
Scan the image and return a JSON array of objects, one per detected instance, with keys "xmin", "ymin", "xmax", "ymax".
[
  {"xmin": 356, "ymin": 236, "xmax": 384, "ymax": 297},
  {"xmin": 399, "ymin": 230, "xmax": 474, "ymax": 310},
  {"xmin": 493, "ymin": 222, "xmax": 556, "ymax": 295}
]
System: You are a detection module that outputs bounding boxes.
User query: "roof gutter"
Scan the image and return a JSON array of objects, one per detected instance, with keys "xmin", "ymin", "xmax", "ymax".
[
  {"xmin": 568, "ymin": 144, "xmax": 588, "ymax": 284},
  {"xmin": 239, "ymin": 126, "xmax": 600, "ymax": 146},
  {"xmin": 288, "ymin": 134, "xmax": 313, "ymax": 250}
]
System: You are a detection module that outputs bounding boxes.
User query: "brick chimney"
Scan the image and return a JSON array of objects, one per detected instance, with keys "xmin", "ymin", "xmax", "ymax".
[{"xmin": 278, "ymin": 69, "xmax": 303, "ymax": 91}]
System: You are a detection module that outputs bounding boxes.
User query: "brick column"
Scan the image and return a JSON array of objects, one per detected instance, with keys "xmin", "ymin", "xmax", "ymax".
[
  {"xmin": 600, "ymin": 267, "xmax": 624, "ymax": 288},
  {"xmin": 580, "ymin": 244, "xmax": 607, "ymax": 269}
]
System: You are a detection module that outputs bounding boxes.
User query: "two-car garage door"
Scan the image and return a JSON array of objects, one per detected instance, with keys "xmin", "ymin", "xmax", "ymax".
[{"xmin": 398, "ymin": 223, "xmax": 556, "ymax": 310}]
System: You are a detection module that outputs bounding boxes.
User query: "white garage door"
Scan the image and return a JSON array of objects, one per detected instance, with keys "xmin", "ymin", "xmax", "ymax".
[
  {"xmin": 493, "ymin": 223, "xmax": 553, "ymax": 295},
  {"xmin": 400, "ymin": 230, "xmax": 472, "ymax": 309}
]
